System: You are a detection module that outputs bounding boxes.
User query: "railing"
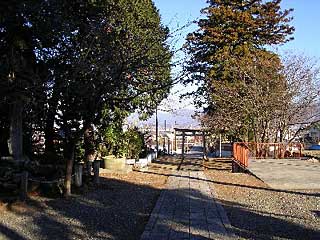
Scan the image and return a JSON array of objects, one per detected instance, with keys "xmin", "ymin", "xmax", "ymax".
[
  {"xmin": 233, "ymin": 142, "xmax": 303, "ymax": 168},
  {"xmin": 244, "ymin": 142, "xmax": 303, "ymax": 159},
  {"xmin": 233, "ymin": 142, "xmax": 249, "ymax": 168}
]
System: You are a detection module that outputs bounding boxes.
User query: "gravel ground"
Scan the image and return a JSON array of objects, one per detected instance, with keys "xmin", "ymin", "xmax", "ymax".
[
  {"xmin": 0, "ymin": 169, "xmax": 168, "ymax": 240},
  {"xmin": 3, "ymin": 156, "xmax": 318, "ymax": 240},
  {"xmin": 204, "ymin": 158, "xmax": 320, "ymax": 240}
]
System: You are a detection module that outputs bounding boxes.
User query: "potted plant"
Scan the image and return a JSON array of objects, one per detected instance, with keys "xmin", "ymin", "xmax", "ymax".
[
  {"xmin": 123, "ymin": 127, "xmax": 143, "ymax": 161},
  {"xmin": 100, "ymin": 123, "xmax": 128, "ymax": 171}
]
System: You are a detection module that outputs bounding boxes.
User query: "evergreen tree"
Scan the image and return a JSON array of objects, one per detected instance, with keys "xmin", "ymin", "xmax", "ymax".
[
  {"xmin": 185, "ymin": 0, "xmax": 294, "ymax": 140},
  {"xmin": 0, "ymin": 0, "xmax": 172, "ymax": 196}
]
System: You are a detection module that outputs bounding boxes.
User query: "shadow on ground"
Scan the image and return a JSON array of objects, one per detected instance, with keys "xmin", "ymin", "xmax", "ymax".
[
  {"xmin": 0, "ymin": 156, "xmax": 319, "ymax": 240},
  {"xmin": 220, "ymin": 198, "xmax": 320, "ymax": 240},
  {"xmin": 138, "ymin": 170, "xmax": 320, "ymax": 198}
]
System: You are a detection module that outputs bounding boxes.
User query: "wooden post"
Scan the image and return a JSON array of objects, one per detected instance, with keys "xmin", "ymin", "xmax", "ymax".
[
  {"xmin": 181, "ymin": 132, "xmax": 185, "ymax": 159},
  {"xmin": 75, "ymin": 163, "xmax": 83, "ymax": 187},
  {"xmin": 168, "ymin": 139, "xmax": 170, "ymax": 155},
  {"xmin": 202, "ymin": 132, "xmax": 206, "ymax": 159},
  {"xmin": 174, "ymin": 130, "xmax": 177, "ymax": 152},
  {"xmin": 20, "ymin": 171, "xmax": 28, "ymax": 201},
  {"xmin": 93, "ymin": 160, "xmax": 100, "ymax": 185}
]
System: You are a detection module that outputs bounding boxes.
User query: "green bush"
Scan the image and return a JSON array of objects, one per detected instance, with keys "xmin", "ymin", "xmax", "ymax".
[
  {"xmin": 103, "ymin": 123, "xmax": 123, "ymax": 157},
  {"xmin": 122, "ymin": 127, "xmax": 144, "ymax": 159},
  {"xmin": 99, "ymin": 121, "xmax": 146, "ymax": 159}
]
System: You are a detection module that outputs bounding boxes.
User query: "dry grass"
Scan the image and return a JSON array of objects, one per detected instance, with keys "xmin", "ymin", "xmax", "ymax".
[
  {"xmin": 205, "ymin": 158, "xmax": 320, "ymax": 240},
  {"xmin": 0, "ymin": 164, "xmax": 170, "ymax": 240}
]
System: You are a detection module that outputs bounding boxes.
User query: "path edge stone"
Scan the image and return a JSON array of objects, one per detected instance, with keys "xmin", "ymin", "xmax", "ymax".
[
  {"xmin": 209, "ymin": 184, "xmax": 237, "ymax": 239},
  {"xmin": 140, "ymin": 187, "xmax": 166, "ymax": 240}
]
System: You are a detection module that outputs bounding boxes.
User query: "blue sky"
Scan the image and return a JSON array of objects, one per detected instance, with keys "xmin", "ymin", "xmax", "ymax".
[
  {"xmin": 280, "ymin": 0, "xmax": 320, "ymax": 58},
  {"xmin": 153, "ymin": 0, "xmax": 320, "ymax": 59},
  {"xmin": 151, "ymin": 0, "xmax": 320, "ymax": 114}
]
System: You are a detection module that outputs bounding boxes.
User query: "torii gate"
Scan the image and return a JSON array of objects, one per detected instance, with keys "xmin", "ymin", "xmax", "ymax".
[{"xmin": 174, "ymin": 128, "xmax": 207, "ymax": 159}]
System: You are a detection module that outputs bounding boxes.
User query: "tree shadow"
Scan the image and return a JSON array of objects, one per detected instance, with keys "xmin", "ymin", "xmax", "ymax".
[
  {"xmin": 0, "ymin": 175, "xmax": 163, "ymax": 240},
  {"xmin": 204, "ymin": 158, "xmax": 233, "ymax": 171},
  {"xmin": 0, "ymin": 224, "xmax": 28, "ymax": 240},
  {"xmin": 0, "ymin": 170, "xmax": 319, "ymax": 240},
  {"xmin": 141, "ymin": 183, "xmax": 320, "ymax": 240},
  {"xmin": 136, "ymin": 170, "xmax": 320, "ymax": 198},
  {"xmin": 218, "ymin": 198, "xmax": 320, "ymax": 240}
]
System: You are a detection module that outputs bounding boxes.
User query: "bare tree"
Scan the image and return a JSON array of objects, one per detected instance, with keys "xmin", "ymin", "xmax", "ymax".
[{"xmin": 275, "ymin": 52, "xmax": 320, "ymax": 142}]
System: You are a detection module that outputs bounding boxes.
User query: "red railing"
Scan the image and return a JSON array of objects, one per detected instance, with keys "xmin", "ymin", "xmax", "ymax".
[
  {"xmin": 233, "ymin": 142, "xmax": 249, "ymax": 168},
  {"xmin": 233, "ymin": 142, "xmax": 303, "ymax": 168},
  {"xmin": 244, "ymin": 142, "xmax": 303, "ymax": 159}
]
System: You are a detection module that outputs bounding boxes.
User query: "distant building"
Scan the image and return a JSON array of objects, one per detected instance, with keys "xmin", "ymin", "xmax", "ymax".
[{"xmin": 303, "ymin": 125, "xmax": 320, "ymax": 147}]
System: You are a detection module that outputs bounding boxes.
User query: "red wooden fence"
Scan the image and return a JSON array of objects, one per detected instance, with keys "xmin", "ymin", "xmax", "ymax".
[
  {"xmin": 233, "ymin": 142, "xmax": 303, "ymax": 168},
  {"xmin": 233, "ymin": 142, "xmax": 249, "ymax": 168}
]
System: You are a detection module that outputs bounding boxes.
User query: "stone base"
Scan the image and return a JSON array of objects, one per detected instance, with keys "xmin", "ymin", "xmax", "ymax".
[
  {"xmin": 103, "ymin": 156, "xmax": 126, "ymax": 170},
  {"xmin": 99, "ymin": 165, "xmax": 132, "ymax": 174}
]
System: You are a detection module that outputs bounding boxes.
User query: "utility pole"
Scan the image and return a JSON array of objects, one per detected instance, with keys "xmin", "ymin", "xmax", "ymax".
[
  {"xmin": 156, "ymin": 107, "xmax": 158, "ymax": 154},
  {"xmin": 163, "ymin": 120, "xmax": 166, "ymax": 153}
]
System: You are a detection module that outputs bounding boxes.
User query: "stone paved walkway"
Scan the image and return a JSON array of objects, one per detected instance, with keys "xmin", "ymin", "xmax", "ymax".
[{"xmin": 140, "ymin": 158, "xmax": 235, "ymax": 240}]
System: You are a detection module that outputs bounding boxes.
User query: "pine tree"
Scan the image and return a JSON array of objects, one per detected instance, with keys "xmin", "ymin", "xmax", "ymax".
[{"xmin": 185, "ymin": 0, "xmax": 294, "ymax": 140}]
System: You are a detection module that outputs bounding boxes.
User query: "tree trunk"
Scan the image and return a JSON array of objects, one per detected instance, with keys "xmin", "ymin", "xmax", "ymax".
[
  {"xmin": 279, "ymin": 129, "xmax": 284, "ymax": 143},
  {"xmin": 8, "ymin": 99, "xmax": 23, "ymax": 161},
  {"xmin": 45, "ymin": 92, "xmax": 59, "ymax": 153},
  {"xmin": 45, "ymin": 112, "xmax": 55, "ymax": 153},
  {"xmin": 84, "ymin": 122, "xmax": 95, "ymax": 175},
  {"xmin": 64, "ymin": 138, "xmax": 75, "ymax": 198}
]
